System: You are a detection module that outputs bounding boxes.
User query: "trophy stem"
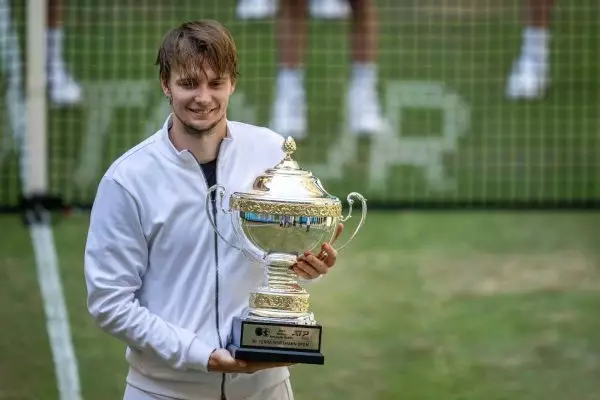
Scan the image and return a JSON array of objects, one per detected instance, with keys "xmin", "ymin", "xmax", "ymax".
[
  {"xmin": 244, "ymin": 253, "xmax": 313, "ymax": 323},
  {"xmin": 267, "ymin": 263, "xmax": 301, "ymax": 291},
  {"xmin": 264, "ymin": 254, "xmax": 303, "ymax": 292}
]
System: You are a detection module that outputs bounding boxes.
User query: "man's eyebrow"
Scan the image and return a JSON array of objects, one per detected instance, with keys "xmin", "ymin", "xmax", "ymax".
[{"xmin": 176, "ymin": 76, "xmax": 198, "ymax": 82}]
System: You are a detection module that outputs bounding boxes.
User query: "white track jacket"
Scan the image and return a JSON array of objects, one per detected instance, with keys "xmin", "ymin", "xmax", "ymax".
[{"xmin": 84, "ymin": 115, "xmax": 289, "ymax": 399}]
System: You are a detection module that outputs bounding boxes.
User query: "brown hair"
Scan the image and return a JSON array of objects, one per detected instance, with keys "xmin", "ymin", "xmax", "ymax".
[{"xmin": 155, "ymin": 20, "xmax": 239, "ymax": 84}]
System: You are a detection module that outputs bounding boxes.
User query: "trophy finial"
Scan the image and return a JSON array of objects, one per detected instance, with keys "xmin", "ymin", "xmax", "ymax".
[{"xmin": 282, "ymin": 136, "xmax": 297, "ymax": 159}]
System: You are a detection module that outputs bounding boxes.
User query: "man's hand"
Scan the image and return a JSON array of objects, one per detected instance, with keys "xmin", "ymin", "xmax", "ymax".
[
  {"xmin": 207, "ymin": 349, "xmax": 292, "ymax": 373},
  {"xmin": 293, "ymin": 223, "xmax": 344, "ymax": 280}
]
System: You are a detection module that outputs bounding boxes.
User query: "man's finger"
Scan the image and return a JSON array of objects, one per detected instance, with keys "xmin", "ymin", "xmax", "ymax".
[
  {"xmin": 316, "ymin": 224, "xmax": 343, "ymax": 261},
  {"xmin": 211, "ymin": 349, "xmax": 247, "ymax": 372},
  {"xmin": 294, "ymin": 261, "xmax": 319, "ymax": 279},
  {"xmin": 221, "ymin": 351, "xmax": 247, "ymax": 369},
  {"xmin": 293, "ymin": 266, "xmax": 312, "ymax": 280},
  {"xmin": 295, "ymin": 261, "xmax": 320, "ymax": 278},
  {"xmin": 321, "ymin": 242, "xmax": 337, "ymax": 268},
  {"xmin": 332, "ymin": 223, "xmax": 344, "ymax": 245},
  {"xmin": 304, "ymin": 254, "xmax": 329, "ymax": 275}
]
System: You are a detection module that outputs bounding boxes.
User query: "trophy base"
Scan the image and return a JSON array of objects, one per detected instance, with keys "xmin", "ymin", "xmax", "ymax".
[
  {"xmin": 228, "ymin": 344, "xmax": 324, "ymax": 365},
  {"xmin": 230, "ymin": 317, "xmax": 324, "ymax": 365}
]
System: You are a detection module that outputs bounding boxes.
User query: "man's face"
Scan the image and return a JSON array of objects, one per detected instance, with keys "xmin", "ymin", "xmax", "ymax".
[{"xmin": 162, "ymin": 65, "xmax": 235, "ymax": 137}]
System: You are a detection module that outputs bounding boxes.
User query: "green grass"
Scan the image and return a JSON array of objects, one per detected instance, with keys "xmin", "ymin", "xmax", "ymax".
[
  {"xmin": 2, "ymin": 211, "xmax": 600, "ymax": 399},
  {"xmin": 1, "ymin": 0, "xmax": 599, "ymax": 207}
]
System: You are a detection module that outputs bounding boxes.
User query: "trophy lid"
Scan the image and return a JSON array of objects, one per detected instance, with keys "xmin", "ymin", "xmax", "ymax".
[{"xmin": 229, "ymin": 137, "xmax": 342, "ymax": 217}]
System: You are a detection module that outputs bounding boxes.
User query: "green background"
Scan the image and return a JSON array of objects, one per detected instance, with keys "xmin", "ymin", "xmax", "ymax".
[{"xmin": 0, "ymin": 0, "xmax": 598, "ymax": 208}]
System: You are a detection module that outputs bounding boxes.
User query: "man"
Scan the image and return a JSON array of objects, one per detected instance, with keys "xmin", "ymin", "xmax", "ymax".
[
  {"xmin": 84, "ymin": 20, "xmax": 341, "ymax": 400},
  {"xmin": 236, "ymin": 0, "xmax": 350, "ymax": 20},
  {"xmin": 47, "ymin": 0, "xmax": 82, "ymax": 105},
  {"xmin": 506, "ymin": 0, "xmax": 554, "ymax": 100},
  {"xmin": 270, "ymin": 0, "xmax": 384, "ymax": 139}
]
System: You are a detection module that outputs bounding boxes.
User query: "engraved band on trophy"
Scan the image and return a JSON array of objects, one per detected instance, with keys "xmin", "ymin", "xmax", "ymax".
[{"xmin": 206, "ymin": 137, "xmax": 367, "ymax": 365}]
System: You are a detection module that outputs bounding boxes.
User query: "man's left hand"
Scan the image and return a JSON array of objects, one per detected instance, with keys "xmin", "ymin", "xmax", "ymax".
[{"xmin": 292, "ymin": 223, "xmax": 344, "ymax": 280}]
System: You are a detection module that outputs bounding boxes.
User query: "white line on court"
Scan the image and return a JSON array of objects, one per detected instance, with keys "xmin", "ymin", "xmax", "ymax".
[{"xmin": 28, "ymin": 213, "xmax": 83, "ymax": 400}]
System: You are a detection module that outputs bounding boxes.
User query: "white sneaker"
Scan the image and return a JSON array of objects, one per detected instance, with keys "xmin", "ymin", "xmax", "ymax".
[
  {"xmin": 505, "ymin": 57, "xmax": 549, "ymax": 100},
  {"xmin": 310, "ymin": 0, "xmax": 350, "ymax": 19},
  {"xmin": 236, "ymin": 0, "xmax": 277, "ymax": 19},
  {"xmin": 347, "ymin": 82, "xmax": 384, "ymax": 135},
  {"xmin": 270, "ymin": 91, "xmax": 307, "ymax": 139},
  {"xmin": 48, "ymin": 62, "xmax": 82, "ymax": 106}
]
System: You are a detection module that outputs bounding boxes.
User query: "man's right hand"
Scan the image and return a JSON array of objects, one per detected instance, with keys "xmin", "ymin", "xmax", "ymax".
[{"xmin": 207, "ymin": 348, "xmax": 293, "ymax": 373}]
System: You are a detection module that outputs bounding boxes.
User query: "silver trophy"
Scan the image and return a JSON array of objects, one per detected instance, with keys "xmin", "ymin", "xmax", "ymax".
[{"xmin": 206, "ymin": 137, "xmax": 367, "ymax": 364}]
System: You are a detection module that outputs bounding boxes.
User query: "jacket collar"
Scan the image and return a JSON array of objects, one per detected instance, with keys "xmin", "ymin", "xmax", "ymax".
[{"xmin": 157, "ymin": 113, "xmax": 234, "ymax": 165}]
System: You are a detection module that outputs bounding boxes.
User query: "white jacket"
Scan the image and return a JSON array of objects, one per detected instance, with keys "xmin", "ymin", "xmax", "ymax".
[{"xmin": 84, "ymin": 115, "xmax": 289, "ymax": 399}]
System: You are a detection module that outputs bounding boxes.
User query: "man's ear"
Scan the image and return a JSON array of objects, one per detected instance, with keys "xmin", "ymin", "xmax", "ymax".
[{"xmin": 161, "ymin": 79, "xmax": 170, "ymax": 98}]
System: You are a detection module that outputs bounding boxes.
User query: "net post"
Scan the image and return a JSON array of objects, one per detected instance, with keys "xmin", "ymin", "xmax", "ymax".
[
  {"xmin": 26, "ymin": 0, "xmax": 47, "ymax": 197},
  {"xmin": 24, "ymin": 0, "xmax": 49, "ymax": 223}
]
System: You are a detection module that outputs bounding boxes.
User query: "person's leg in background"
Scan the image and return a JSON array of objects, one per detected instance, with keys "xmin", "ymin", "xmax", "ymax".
[
  {"xmin": 270, "ymin": 0, "xmax": 384, "ymax": 139},
  {"xmin": 347, "ymin": 0, "xmax": 384, "ymax": 135},
  {"xmin": 506, "ymin": 0, "xmax": 555, "ymax": 100},
  {"xmin": 310, "ymin": 0, "xmax": 350, "ymax": 19},
  {"xmin": 236, "ymin": 0, "xmax": 348, "ymax": 21},
  {"xmin": 47, "ymin": 0, "xmax": 82, "ymax": 105},
  {"xmin": 236, "ymin": 0, "xmax": 277, "ymax": 20},
  {"xmin": 270, "ymin": 0, "xmax": 309, "ymax": 139}
]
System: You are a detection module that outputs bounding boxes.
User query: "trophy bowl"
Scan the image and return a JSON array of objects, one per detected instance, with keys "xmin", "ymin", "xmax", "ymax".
[{"xmin": 206, "ymin": 137, "xmax": 367, "ymax": 364}]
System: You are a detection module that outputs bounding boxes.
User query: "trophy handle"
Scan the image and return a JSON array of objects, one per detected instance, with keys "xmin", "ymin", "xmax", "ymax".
[
  {"xmin": 206, "ymin": 184, "xmax": 245, "ymax": 253},
  {"xmin": 206, "ymin": 184, "xmax": 263, "ymax": 263},
  {"xmin": 334, "ymin": 192, "xmax": 367, "ymax": 253}
]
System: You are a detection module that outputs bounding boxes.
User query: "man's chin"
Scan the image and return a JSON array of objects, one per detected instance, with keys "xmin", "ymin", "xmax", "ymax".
[{"xmin": 183, "ymin": 120, "xmax": 220, "ymax": 137}]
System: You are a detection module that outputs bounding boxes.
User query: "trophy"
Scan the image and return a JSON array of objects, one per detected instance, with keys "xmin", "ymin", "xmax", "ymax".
[{"xmin": 206, "ymin": 137, "xmax": 367, "ymax": 365}]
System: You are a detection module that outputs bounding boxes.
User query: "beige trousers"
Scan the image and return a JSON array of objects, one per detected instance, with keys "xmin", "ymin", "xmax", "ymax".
[{"xmin": 123, "ymin": 379, "xmax": 294, "ymax": 400}]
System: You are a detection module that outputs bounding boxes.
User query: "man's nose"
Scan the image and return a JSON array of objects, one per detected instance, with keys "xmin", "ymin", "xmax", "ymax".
[{"xmin": 194, "ymin": 87, "xmax": 211, "ymax": 104}]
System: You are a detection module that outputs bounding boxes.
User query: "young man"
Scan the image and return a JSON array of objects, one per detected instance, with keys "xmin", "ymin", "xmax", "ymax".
[
  {"xmin": 84, "ymin": 20, "xmax": 341, "ymax": 400},
  {"xmin": 506, "ymin": 0, "xmax": 555, "ymax": 100},
  {"xmin": 270, "ymin": 0, "xmax": 383, "ymax": 139}
]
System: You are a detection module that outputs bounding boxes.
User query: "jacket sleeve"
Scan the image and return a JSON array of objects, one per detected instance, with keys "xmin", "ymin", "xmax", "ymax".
[{"xmin": 84, "ymin": 177, "xmax": 214, "ymax": 372}]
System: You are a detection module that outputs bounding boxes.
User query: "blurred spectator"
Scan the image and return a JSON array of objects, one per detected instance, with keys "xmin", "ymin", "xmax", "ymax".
[
  {"xmin": 0, "ymin": 0, "xmax": 81, "ymax": 105},
  {"xmin": 236, "ymin": 0, "xmax": 350, "ymax": 20},
  {"xmin": 47, "ymin": 0, "xmax": 82, "ymax": 105},
  {"xmin": 506, "ymin": 0, "xmax": 554, "ymax": 100},
  {"xmin": 270, "ymin": 0, "xmax": 384, "ymax": 139}
]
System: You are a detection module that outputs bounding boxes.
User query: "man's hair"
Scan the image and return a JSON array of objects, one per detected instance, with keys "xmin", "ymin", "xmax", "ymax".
[{"xmin": 155, "ymin": 20, "xmax": 239, "ymax": 84}]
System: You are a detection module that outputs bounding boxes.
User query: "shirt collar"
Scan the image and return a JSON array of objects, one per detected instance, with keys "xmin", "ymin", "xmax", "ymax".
[{"xmin": 158, "ymin": 113, "xmax": 234, "ymax": 163}]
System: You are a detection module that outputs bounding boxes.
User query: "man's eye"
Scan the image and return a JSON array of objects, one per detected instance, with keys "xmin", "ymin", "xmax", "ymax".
[{"xmin": 180, "ymin": 80, "xmax": 196, "ymax": 88}]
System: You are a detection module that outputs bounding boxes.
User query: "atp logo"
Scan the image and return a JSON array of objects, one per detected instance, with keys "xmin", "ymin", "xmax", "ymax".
[{"xmin": 255, "ymin": 327, "xmax": 270, "ymax": 337}]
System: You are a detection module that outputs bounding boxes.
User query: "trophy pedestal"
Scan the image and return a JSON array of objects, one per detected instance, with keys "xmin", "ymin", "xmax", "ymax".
[
  {"xmin": 229, "ymin": 317, "xmax": 324, "ymax": 365},
  {"xmin": 228, "ymin": 262, "xmax": 325, "ymax": 364}
]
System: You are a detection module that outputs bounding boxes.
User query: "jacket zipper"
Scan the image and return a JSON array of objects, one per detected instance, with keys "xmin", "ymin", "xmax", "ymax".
[
  {"xmin": 190, "ymin": 150, "xmax": 227, "ymax": 400},
  {"xmin": 211, "ymin": 189, "xmax": 227, "ymax": 400},
  {"xmin": 213, "ymin": 150, "xmax": 227, "ymax": 400}
]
